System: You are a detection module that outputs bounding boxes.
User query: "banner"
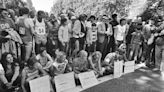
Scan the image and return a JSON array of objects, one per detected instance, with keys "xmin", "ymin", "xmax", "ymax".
[
  {"xmin": 29, "ymin": 75, "xmax": 51, "ymax": 92},
  {"xmin": 124, "ymin": 61, "xmax": 135, "ymax": 74},
  {"xmin": 78, "ymin": 71, "xmax": 98, "ymax": 89},
  {"xmin": 114, "ymin": 60, "xmax": 123, "ymax": 78},
  {"xmin": 54, "ymin": 72, "xmax": 76, "ymax": 92}
]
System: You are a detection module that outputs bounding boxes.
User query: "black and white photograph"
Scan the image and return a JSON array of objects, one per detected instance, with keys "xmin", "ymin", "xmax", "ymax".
[{"xmin": 0, "ymin": 0, "xmax": 164, "ymax": 92}]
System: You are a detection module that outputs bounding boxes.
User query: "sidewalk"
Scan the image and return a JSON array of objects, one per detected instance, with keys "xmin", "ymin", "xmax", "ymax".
[
  {"xmin": 63, "ymin": 63, "xmax": 150, "ymax": 92},
  {"xmin": 82, "ymin": 64, "xmax": 164, "ymax": 92}
]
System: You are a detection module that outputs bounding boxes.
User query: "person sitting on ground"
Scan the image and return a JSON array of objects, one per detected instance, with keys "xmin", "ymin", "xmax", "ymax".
[
  {"xmin": 53, "ymin": 51, "xmax": 72, "ymax": 76},
  {"xmin": 36, "ymin": 47, "xmax": 54, "ymax": 76},
  {"xmin": 0, "ymin": 53, "xmax": 20, "ymax": 91},
  {"xmin": 21, "ymin": 56, "xmax": 47, "ymax": 92},
  {"xmin": 73, "ymin": 50, "xmax": 90, "ymax": 77},
  {"xmin": 88, "ymin": 51, "xmax": 103, "ymax": 77},
  {"xmin": 103, "ymin": 44, "xmax": 127, "ymax": 75}
]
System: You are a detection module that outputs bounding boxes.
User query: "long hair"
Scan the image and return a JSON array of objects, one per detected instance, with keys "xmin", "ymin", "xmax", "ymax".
[{"xmin": 1, "ymin": 52, "xmax": 17, "ymax": 72}]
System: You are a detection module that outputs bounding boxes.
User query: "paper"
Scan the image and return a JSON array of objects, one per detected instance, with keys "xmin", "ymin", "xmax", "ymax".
[
  {"xmin": 124, "ymin": 61, "xmax": 135, "ymax": 74},
  {"xmin": 78, "ymin": 71, "xmax": 98, "ymax": 89},
  {"xmin": 29, "ymin": 75, "xmax": 51, "ymax": 92},
  {"xmin": 54, "ymin": 72, "xmax": 76, "ymax": 92},
  {"xmin": 114, "ymin": 60, "xmax": 123, "ymax": 78}
]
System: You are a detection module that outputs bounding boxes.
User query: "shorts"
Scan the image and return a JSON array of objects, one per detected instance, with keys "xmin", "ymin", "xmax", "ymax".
[{"xmin": 35, "ymin": 36, "xmax": 47, "ymax": 45}]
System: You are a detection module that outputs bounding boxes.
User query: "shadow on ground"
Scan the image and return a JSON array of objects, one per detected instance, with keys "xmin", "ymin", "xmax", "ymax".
[{"xmin": 82, "ymin": 67, "xmax": 164, "ymax": 92}]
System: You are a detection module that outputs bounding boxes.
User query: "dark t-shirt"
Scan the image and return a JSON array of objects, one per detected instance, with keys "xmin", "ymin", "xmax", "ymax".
[
  {"xmin": 110, "ymin": 20, "xmax": 119, "ymax": 37},
  {"xmin": 0, "ymin": 18, "xmax": 16, "ymax": 34}
]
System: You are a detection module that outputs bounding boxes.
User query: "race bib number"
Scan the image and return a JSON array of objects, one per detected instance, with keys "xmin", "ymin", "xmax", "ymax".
[
  {"xmin": 36, "ymin": 27, "xmax": 46, "ymax": 35},
  {"xmin": 19, "ymin": 27, "xmax": 26, "ymax": 35}
]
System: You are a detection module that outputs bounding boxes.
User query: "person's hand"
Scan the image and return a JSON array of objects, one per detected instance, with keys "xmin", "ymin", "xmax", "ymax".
[
  {"xmin": 99, "ymin": 71, "xmax": 104, "ymax": 75},
  {"xmin": 5, "ymin": 82, "xmax": 12, "ymax": 89}
]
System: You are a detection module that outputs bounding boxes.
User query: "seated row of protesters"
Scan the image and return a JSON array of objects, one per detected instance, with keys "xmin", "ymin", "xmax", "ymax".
[{"xmin": 0, "ymin": 43, "xmax": 126, "ymax": 92}]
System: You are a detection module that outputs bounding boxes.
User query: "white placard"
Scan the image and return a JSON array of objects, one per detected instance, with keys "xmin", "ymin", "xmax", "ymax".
[
  {"xmin": 78, "ymin": 71, "xmax": 98, "ymax": 89},
  {"xmin": 29, "ymin": 75, "xmax": 51, "ymax": 92},
  {"xmin": 124, "ymin": 61, "xmax": 135, "ymax": 74},
  {"xmin": 114, "ymin": 60, "xmax": 123, "ymax": 78},
  {"xmin": 54, "ymin": 72, "xmax": 76, "ymax": 92}
]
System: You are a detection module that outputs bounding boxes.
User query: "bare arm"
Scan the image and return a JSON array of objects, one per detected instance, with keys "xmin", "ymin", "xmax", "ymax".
[
  {"xmin": 88, "ymin": 56, "xmax": 97, "ymax": 71},
  {"xmin": 21, "ymin": 69, "xmax": 27, "ymax": 92},
  {"xmin": 58, "ymin": 27, "xmax": 64, "ymax": 43},
  {"xmin": 11, "ymin": 64, "xmax": 20, "ymax": 83},
  {"xmin": 35, "ymin": 63, "xmax": 47, "ymax": 76}
]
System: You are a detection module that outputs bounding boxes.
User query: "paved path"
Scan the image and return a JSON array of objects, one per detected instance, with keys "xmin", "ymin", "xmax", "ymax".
[{"xmin": 83, "ymin": 67, "xmax": 164, "ymax": 92}]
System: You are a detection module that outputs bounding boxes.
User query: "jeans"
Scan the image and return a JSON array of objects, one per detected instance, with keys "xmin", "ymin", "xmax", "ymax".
[{"xmin": 23, "ymin": 42, "xmax": 33, "ymax": 62}]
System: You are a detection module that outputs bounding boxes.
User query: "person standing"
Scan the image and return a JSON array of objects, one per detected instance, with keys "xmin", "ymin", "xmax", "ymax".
[
  {"xmin": 16, "ymin": 7, "xmax": 34, "ymax": 62},
  {"xmin": 109, "ymin": 14, "xmax": 119, "ymax": 52},
  {"xmin": 142, "ymin": 18, "xmax": 156, "ymax": 67},
  {"xmin": 34, "ymin": 11, "xmax": 52, "ymax": 55},
  {"xmin": 97, "ymin": 16, "xmax": 107, "ymax": 59},
  {"xmin": 114, "ymin": 18, "xmax": 129, "ymax": 49},
  {"xmin": 72, "ymin": 14, "xmax": 87, "ymax": 57},
  {"xmin": 58, "ymin": 18, "xmax": 69, "ymax": 53}
]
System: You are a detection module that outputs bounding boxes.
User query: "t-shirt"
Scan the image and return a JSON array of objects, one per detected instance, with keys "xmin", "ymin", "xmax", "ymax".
[
  {"xmin": 104, "ymin": 52, "xmax": 117, "ymax": 64},
  {"xmin": 0, "ymin": 18, "xmax": 15, "ymax": 33},
  {"xmin": 16, "ymin": 17, "xmax": 33, "ymax": 43},
  {"xmin": 36, "ymin": 53, "xmax": 53, "ymax": 68},
  {"xmin": 23, "ymin": 63, "xmax": 42, "ymax": 82},
  {"xmin": 53, "ymin": 59, "xmax": 68, "ymax": 75},
  {"xmin": 73, "ymin": 58, "xmax": 89, "ymax": 73},
  {"xmin": 131, "ymin": 31, "xmax": 143, "ymax": 44},
  {"xmin": 58, "ymin": 25, "xmax": 69, "ymax": 43},
  {"xmin": 115, "ymin": 25, "xmax": 127, "ymax": 41}
]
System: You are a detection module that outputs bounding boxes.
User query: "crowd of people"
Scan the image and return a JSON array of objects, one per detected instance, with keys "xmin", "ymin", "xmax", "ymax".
[{"xmin": 0, "ymin": 6, "xmax": 164, "ymax": 92}]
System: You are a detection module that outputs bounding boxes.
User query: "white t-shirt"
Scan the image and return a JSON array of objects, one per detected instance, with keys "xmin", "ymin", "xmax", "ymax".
[
  {"xmin": 115, "ymin": 25, "xmax": 127, "ymax": 41},
  {"xmin": 58, "ymin": 25, "xmax": 69, "ymax": 43}
]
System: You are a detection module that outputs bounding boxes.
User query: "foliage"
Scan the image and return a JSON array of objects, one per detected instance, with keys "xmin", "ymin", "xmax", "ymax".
[{"xmin": 51, "ymin": 0, "xmax": 132, "ymax": 17}]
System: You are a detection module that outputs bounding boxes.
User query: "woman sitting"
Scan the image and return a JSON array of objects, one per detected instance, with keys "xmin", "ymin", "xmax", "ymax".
[
  {"xmin": 88, "ymin": 51, "xmax": 103, "ymax": 77},
  {"xmin": 73, "ymin": 50, "xmax": 90, "ymax": 77},
  {"xmin": 21, "ymin": 56, "xmax": 47, "ymax": 92},
  {"xmin": 103, "ymin": 44, "xmax": 127, "ymax": 75},
  {"xmin": 0, "ymin": 52, "xmax": 21, "ymax": 90},
  {"xmin": 53, "ymin": 51, "xmax": 72, "ymax": 76},
  {"xmin": 36, "ymin": 47, "xmax": 54, "ymax": 76}
]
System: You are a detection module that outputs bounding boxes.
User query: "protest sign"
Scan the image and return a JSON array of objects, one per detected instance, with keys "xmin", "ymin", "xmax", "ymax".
[
  {"xmin": 29, "ymin": 75, "xmax": 51, "ymax": 92},
  {"xmin": 114, "ymin": 60, "xmax": 123, "ymax": 78},
  {"xmin": 124, "ymin": 61, "xmax": 135, "ymax": 74},
  {"xmin": 54, "ymin": 72, "xmax": 76, "ymax": 92},
  {"xmin": 78, "ymin": 71, "xmax": 98, "ymax": 89}
]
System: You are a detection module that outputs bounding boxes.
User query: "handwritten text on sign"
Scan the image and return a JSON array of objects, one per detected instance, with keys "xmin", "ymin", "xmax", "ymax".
[
  {"xmin": 54, "ymin": 72, "xmax": 76, "ymax": 92},
  {"xmin": 78, "ymin": 71, "xmax": 98, "ymax": 89},
  {"xmin": 29, "ymin": 75, "xmax": 51, "ymax": 92},
  {"xmin": 114, "ymin": 60, "xmax": 123, "ymax": 78}
]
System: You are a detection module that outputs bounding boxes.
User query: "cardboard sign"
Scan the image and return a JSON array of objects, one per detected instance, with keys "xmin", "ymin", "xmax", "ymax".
[
  {"xmin": 78, "ymin": 71, "xmax": 98, "ymax": 89},
  {"xmin": 124, "ymin": 61, "xmax": 135, "ymax": 74},
  {"xmin": 114, "ymin": 60, "xmax": 123, "ymax": 78},
  {"xmin": 54, "ymin": 72, "xmax": 76, "ymax": 92},
  {"xmin": 29, "ymin": 75, "xmax": 51, "ymax": 92}
]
